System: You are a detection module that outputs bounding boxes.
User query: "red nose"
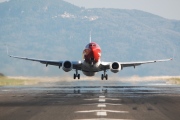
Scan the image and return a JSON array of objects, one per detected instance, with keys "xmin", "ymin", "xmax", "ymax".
[{"xmin": 90, "ymin": 47, "xmax": 100, "ymax": 62}]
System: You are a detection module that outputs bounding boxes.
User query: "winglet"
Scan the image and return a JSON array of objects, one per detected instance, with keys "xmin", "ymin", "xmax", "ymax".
[
  {"xmin": 5, "ymin": 44, "xmax": 11, "ymax": 57},
  {"xmin": 172, "ymin": 49, "xmax": 176, "ymax": 60},
  {"xmin": 5, "ymin": 44, "xmax": 9, "ymax": 55},
  {"xmin": 89, "ymin": 31, "xmax": 92, "ymax": 43}
]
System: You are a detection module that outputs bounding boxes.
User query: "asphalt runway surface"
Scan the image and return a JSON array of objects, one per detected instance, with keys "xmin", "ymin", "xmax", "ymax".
[{"xmin": 0, "ymin": 80, "xmax": 180, "ymax": 120}]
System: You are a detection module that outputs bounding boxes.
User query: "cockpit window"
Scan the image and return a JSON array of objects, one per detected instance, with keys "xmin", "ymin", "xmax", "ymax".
[
  {"xmin": 85, "ymin": 43, "xmax": 100, "ymax": 49},
  {"xmin": 89, "ymin": 44, "xmax": 96, "ymax": 47}
]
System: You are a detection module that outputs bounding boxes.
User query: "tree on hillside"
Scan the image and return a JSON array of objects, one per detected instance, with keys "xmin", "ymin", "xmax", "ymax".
[{"xmin": 0, "ymin": 73, "xmax": 5, "ymax": 77}]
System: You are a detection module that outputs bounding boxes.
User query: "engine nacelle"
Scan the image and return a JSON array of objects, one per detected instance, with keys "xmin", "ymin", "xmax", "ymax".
[
  {"xmin": 110, "ymin": 62, "xmax": 121, "ymax": 73},
  {"xmin": 62, "ymin": 61, "xmax": 73, "ymax": 72}
]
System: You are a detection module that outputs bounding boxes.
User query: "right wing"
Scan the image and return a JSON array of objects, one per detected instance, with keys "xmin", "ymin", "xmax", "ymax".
[
  {"xmin": 9, "ymin": 54, "xmax": 63, "ymax": 67},
  {"xmin": 6, "ymin": 45, "xmax": 82, "ymax": 70},
  {"xmin": 8, "ymin": 54, "xmax": 82, "ymax": 70},
  {"xmin": 6, "ymin": 44, "xmax": 82, "ymax": 69}
]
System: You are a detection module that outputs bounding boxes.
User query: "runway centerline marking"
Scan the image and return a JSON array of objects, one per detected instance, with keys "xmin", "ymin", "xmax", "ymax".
[
  {"xmin": 99, "ymin": 99, "xmax": 105, "ymax": 102},
  {"xmin": 84, "ymin": 98, "xmax": 120, "ymax": 101},
  {"xmin": 97, "ymin": 103, "xmax": 106, "ymax": 107},
  {"xmin": 99, "ymin": 96, "xmax": 105, "ymax": 98},
  {"xmin": 81, "ymin": 103, "xmax": 122, "ymax": 106},
  {"xmin": 75, "ymin": 95, "xmax": 129, "ymax": 119},
  {"xmin": 97, "ymin": 111, "xmax": 107, "ymax": 116}
]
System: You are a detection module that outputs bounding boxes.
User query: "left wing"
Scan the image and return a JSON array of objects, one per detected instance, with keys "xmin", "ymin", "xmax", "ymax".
[
  {"xmin": 99, "ymin": 58, "xmax": 172, "ymax": 70},
  {"xmin": 120, "ymin": 58, "xmax": 173, "ymax": 68}
]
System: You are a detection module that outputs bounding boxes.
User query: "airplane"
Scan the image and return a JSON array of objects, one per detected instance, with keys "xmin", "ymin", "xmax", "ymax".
[{"xmin": 7, "ymin": 35, "xmax": 172, "ymax": 80}]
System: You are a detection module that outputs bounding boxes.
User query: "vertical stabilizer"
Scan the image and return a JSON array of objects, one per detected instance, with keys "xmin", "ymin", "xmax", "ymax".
[{"xmin": 89, "ymin": 31, "xmax": 92, "ymax": 43}]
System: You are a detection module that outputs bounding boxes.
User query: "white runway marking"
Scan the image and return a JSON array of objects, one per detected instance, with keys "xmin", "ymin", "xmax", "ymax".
[
  {"xmin": 97, "ymin": 111, "xmax": 107, "ymax": 116},
  {"xmin": 67, "ymin": 94, "xmax": 81, "ymax": 97},
  {"xmin": 75, "ymin": 110, "xmax": 129, "ymax": 113},
  {"xmin": 99, "ymin": 99, "xmax": 105, "ymax": 102},
  {"xmin": 84, "ymin": 98, "xmax": 120, "ymax": 101},
  {"xmin": 2, "ymin": 90, "xmax": 11, "ymax": 92},
  {"xmin": 104, "ymin": 103, "xmax": 122, "ymax": 105},
  {"xmin": 76, "ymin": 95, "xmax": 130, "ymax": 119},
  {"xmin": 99, "ymin": 96, "xmax": 105, "ymax": 98},
  {"xmin": 81, "ymin": 103, "xmax": 122, "ymax": 106},
  {"xmin": 74, "ymin": 118, "xmax": 134, "ymax": 120},
  {"xmin": 97, "ymin": 103, "xmax": 106, "ymax": 107}
]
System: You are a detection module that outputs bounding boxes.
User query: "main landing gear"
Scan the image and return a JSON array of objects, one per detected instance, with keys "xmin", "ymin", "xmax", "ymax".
[
  {"xmin": 74, "ymin": 69, "xmax": 80, "ymax": 79},
  {"xmin": 101, "ymin": 70, "xmax": 108, "ymax": 80}
]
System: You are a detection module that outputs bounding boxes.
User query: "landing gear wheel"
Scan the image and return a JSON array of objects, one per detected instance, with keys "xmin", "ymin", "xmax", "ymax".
[
  {"xmin": 101, "ymin": 74, "xmax": 104, "ymax": 80},
  {"xmin": 101, "ymin": 70, "xmax": 108, "ymax": 80},
  {"xmin": 74, "ymin": 74, "xmax": 76, "ymax": 79},
  {"xmin": 74, "ymin": 70, "xmax": 80, "ymax": 80},
  {"xmin": 105, "ymin": 74, "xmax": 108, "ymax": 80},
  {"xmin": 78, "ymin": 74, "xmax": 80, "ymax": 79}
]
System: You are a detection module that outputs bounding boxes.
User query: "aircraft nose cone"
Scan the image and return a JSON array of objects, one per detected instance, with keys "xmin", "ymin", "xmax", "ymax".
[{"xmin": 90, "ymin": 47, "xmax": 101, "ymax": 62}]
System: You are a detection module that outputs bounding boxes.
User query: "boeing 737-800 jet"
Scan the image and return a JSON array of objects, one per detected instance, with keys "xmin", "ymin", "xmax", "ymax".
[{"xmin": 7, "ymin": 37, "xmax": 172, "ymax": 80}]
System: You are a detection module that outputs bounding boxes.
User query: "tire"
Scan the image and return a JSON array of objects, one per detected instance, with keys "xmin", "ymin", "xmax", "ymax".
[
  {"xmin": 101, "ymin": 74, "xmax": 104, "ymax": 80},
  {"xmin": 105, "ymin": 74, "xmax": 108, "ymax": 80},
  {"xmin": 74, "ymin": 74, "xmax": 76, "ymax": 79},
  {"xmin": 78, "ymin": 74, "xmax": 80, "ymax": 79}
]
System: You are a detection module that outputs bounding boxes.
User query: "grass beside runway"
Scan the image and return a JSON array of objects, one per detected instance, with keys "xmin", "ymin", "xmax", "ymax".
[
  {"xmin": 0, "ymin": 75, "xmax": 180, "ymax": 86},
  {"xmin": 168, "ymin": 77, "xmax": 180, "ymax": 85},
  {"xmin": 0, "ymin": 76, "xmax": 38, "ymax": 86}
]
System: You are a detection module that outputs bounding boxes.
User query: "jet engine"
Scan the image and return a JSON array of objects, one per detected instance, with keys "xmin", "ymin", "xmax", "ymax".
[
  {"xmin": 62, "ymin": 61, "xmax": 73, "ymax": 72},
  {"xmin": 110, "ymin": 62, "xmax": 121, "ymax": 73}
]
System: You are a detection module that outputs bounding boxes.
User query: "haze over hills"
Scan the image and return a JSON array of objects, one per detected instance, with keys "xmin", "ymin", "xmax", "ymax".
[{"xmin": 0, "ymin": 0, "xmax": 179, "ymax": 77}]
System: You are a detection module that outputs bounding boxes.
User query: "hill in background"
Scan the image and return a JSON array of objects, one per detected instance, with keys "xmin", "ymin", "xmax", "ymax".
[{"xmin": 0, "ymin": 0, "xmax": 179, "ymax": 77}]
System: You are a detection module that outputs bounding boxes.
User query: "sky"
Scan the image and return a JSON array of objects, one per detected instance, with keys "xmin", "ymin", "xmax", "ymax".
[{"xmin": 0, "ymin": 0, "xmax": 180, "ymax": 20}]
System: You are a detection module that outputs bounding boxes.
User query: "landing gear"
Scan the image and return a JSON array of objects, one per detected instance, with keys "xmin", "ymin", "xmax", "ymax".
[
  {"xmin": 101, "ymin": 70, "xmax": 108, "ymax": 80},
  {"xmin": 78, "ymin": 74, "xmax": 80, "ymax": 79},
  {"xmin": 74, "ymin": 69, "xmax": 80, "ymax": 79}
]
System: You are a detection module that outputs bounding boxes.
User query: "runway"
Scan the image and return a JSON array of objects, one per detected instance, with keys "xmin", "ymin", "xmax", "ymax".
[{"xmin": 0, "ymin": 80, "xmax": 180, "ymax": 120}]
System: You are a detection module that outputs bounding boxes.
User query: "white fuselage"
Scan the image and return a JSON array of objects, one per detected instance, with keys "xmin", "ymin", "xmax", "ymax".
[{"xmin": 82, "ymin": 60, "xmax": 101, "ymax": 76}]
